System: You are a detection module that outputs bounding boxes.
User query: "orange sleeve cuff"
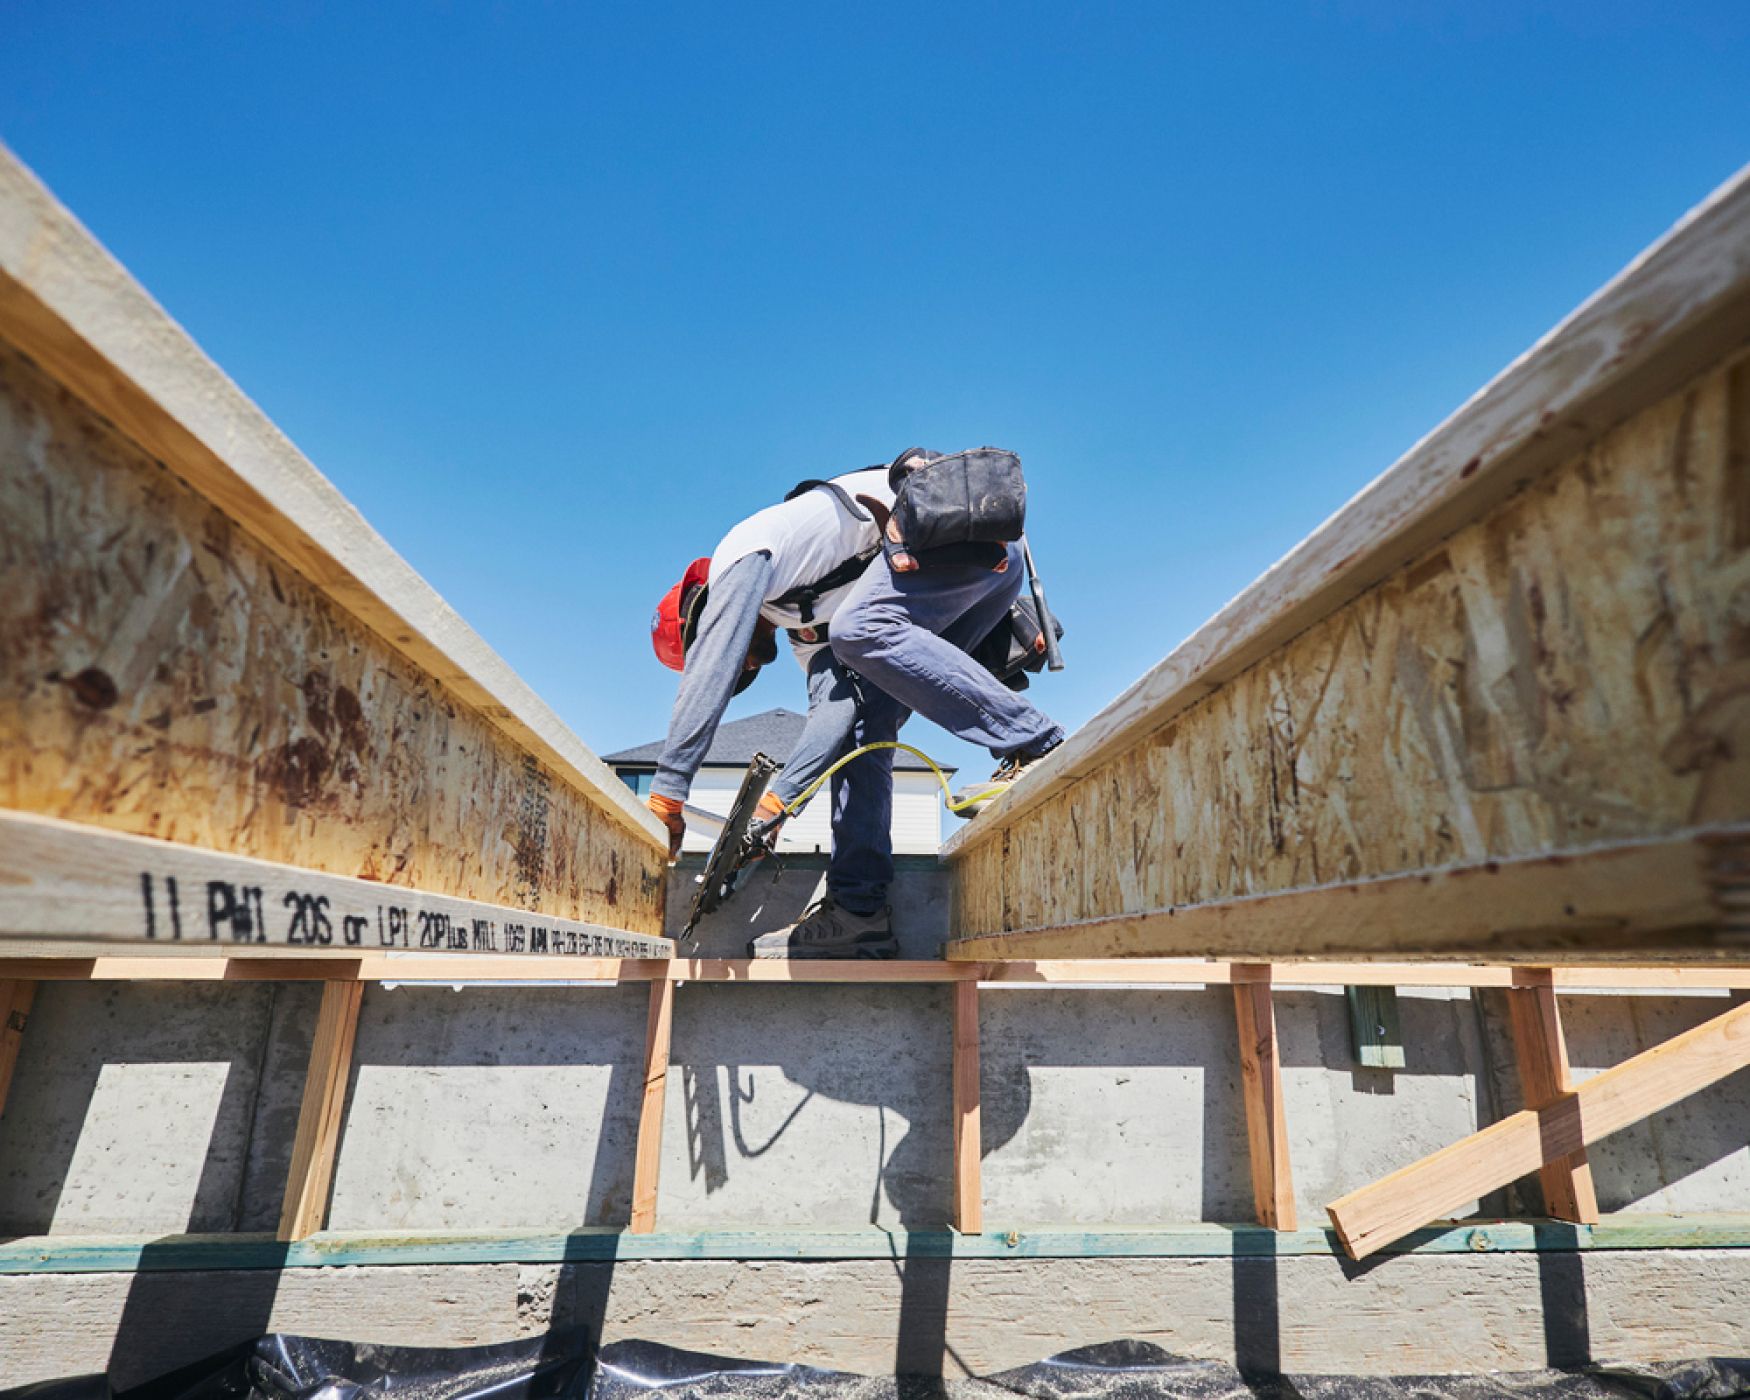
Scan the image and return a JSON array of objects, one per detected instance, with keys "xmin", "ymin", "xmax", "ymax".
[
  {"xmin": 756, "ymin": 791, "xmax": 787, "ymax": 821},
  {"xmin": 646, "ymin": 793, "xmax": 685, "ymax": 819}
]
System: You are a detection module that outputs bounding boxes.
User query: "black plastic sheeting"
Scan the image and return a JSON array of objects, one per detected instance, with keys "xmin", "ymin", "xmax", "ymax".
[{"xmin": 5, "ymin": 1338, "xmax": 1748, "ymax": 1400}]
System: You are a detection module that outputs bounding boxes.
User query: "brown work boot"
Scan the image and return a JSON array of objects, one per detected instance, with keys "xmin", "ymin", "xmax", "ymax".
[
  {"xmin": 950, "ymin": 743, "xmax": 1059, "ymax": 817},
  {"xmin": 747, "ymin": 897, "xmax": 899, "ymax": 960}
]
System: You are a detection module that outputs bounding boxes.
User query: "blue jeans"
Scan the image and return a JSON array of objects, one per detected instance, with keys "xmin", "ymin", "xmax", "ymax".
[{"xmin": 820, "ymin": 542, "xmax": 1065, "ymax": 914}]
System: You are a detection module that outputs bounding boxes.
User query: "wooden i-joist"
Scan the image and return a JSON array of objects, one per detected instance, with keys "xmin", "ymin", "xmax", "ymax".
[
  {"xmin": 2, "ymin": 808, "xmax": 1747, "ymax": 1252},
  {"xmin": 939, "ymin": 162, "xmax": 1750, "ymax": 968}
]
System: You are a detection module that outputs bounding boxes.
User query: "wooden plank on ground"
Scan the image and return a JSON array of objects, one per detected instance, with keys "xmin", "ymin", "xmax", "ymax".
[
  {"xmin": 1328, "ymin": 997, "xmax": 1750, "ymax": 1259},
  {"xmin": 630, "ymin": 977, "xmax": 675, "ymax": 1234},
  {"xmin": 0, "ymin": 979, "xmax": 36, "ymax": 1119},
  {"xmin": 0, "ymin": 809, "xmax": 671, "ymax": 960},
  {"xmin": 1233, "ymin": 968, "xmax": 1296, "ymax": 1229},
  {"xmin": 952, "ymin": 978, "xmax": 984, "ymax": 1234},
  {"xmin": 278, "ymin": 979, "xmax": 364, "ymax": 1240},
  {"xmin": 946, "ymin": 826, "xmax": 1750, "ymax": 963},
  {"xmin": 1505, "ymin": 969, "xmax": 1599, "ymax": 1223}
]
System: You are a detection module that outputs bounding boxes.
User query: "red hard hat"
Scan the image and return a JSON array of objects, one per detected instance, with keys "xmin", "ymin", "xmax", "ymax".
[{"xmin": 651, "ymin": 557, "xmax": 712, "ymax": 671}]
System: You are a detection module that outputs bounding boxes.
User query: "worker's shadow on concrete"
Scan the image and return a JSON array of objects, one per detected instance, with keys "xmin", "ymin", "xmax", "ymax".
[
  {"xmin": 666, "ymin": 852, "xmax": 981, "ymax": 1380},
  {"xmin": 672, "ymin": 980, "xmax": 1025, "ymax": 1386}
]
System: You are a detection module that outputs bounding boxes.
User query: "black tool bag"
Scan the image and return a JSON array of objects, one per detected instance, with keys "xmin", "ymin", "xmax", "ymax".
[
  {"xmin": 972, "ymin": 595, "xmax": 1065, "ymax": 691},
  {"xmin": 886, "ymin": 447, "xmax": 1027, "ymax": 569}
]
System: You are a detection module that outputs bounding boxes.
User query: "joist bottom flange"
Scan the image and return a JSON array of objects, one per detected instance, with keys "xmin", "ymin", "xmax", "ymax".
[{"xmin": 944, "ymin": 826, "xmax": 1750, "ymax": 963}]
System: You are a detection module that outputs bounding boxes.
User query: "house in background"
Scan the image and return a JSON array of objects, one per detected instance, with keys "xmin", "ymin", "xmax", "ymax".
[{"xmin": 604, "ymin": 708, "xmax": 952, "ymax": 855}]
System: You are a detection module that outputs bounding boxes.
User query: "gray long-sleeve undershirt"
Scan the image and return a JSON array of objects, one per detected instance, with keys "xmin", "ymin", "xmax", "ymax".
[{"xmin": 651, "ymin": 551, "xmax": 857, "ymax": 805}]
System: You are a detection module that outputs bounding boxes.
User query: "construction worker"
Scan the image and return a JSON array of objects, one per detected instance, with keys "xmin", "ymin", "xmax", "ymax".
[{"xmin": 648, "ymin": 450, "xmax": 1065, "ymax": 959}]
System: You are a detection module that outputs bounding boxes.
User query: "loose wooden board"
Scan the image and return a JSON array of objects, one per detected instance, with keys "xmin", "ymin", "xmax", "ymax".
[
  {"xmin": 0, "ymin": 809, "xmax": 672, "ymax": 959},
  {"xmin": 1328, "ymin": 998, "xmax": 1750, "ymax": 1259}
]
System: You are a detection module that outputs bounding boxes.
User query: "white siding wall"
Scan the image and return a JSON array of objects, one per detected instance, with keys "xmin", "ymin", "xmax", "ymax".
[
  {"xmin": 679, "ymin": 765, "xmax": 944, "ymax": 854},
  {"xmin": 890, "ymin": 770, "xmax": 946, "ymax": 853}
]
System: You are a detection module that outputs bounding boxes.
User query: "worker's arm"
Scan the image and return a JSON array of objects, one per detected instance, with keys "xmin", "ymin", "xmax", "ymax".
[{"xmin": 650, "ymin": 551, "xmax": 773, "ymax": 807}]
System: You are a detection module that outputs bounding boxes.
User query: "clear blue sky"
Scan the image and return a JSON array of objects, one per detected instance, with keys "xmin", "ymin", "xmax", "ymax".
[{"xmin": 4, "ymin": 3, "xmax": 1747, "ymax": 797}]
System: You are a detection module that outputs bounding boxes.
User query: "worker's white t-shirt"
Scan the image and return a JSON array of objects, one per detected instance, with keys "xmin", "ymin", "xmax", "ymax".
[{"xmin": 710, "ymin": 467, "xmax": 896, "ymax": 666}]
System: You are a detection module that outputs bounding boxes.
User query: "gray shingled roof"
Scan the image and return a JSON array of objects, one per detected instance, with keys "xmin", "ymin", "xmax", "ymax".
[{"xmin": 603, "ymin": 707, "xmax": 943, "ymax": 771}]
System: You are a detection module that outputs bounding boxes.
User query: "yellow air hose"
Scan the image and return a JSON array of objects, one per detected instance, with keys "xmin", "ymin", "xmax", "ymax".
[{"xmin": 776, "ymin": 741, "xmax": 994, "ymax": 820}]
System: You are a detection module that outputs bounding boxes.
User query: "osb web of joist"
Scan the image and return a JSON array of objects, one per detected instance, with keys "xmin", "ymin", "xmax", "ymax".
[
  {"xmin": 954, "ymin": 354, "xmax": 1750, "ymax": 941},
  {"xmin": 0, "ymin": 343, "xmax": 666, "ymax": 934}
]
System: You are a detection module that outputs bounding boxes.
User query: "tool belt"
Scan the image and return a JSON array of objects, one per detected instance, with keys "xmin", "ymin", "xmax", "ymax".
[
  {"xmin": 971, "ymin": 595, "xmax": 1065, "ymax": 692},
  {"xmin": 884, "ymin": 447, "xmax": 1027, "ymax": 571}
]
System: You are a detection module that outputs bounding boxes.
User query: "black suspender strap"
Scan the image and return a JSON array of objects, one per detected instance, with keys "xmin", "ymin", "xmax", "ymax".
[
  {"xmin": 772, "ymin": 551, "xmax": 877, "ymax": 623},
  {"xmin": 770, "ymin": 478, "xmax": 884, "ymax": 624}
]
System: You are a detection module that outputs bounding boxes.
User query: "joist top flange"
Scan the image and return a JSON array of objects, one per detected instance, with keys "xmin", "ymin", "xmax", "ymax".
[
  {"xmin": 941, "ymin": 160, "xmax": 1750, "ymax": 860},
  {"xmin": 0, "ymin": 142, "xmax": 666, "ymax": 854}
]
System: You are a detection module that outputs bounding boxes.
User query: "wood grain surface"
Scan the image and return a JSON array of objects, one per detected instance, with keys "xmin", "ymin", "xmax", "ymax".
[
  {"xmin": 953, "ymin": 355, "xmax": 1750, "ymax": 955},
  {"xmin": 0, "ymin": 343, "xmax": 666, "ymax": 933}
]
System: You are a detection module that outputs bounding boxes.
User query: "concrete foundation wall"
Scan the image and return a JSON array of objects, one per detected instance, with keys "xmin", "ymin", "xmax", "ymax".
[
  {"xmin": 5, "ymin": 1250, "xmax": 1749, "ymax": 1388},
  {"xmin": 3, "ymin": 860, "xmax": 1746, "ymax": 1240},
  {"xmin": 2, "ymin": 859, "xmax": 1748, "ymax": 1387}
]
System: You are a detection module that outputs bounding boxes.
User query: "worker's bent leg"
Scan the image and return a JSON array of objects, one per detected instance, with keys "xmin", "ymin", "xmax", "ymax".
[
  {"xmin": 824, "ymin": 677, "xmax": 909, "ymax": 915},
  {"xmin": 768, "ymin": 650, "xmax": 860, "ymax": 807},
  {"xmin": 830, "ymin": 545, "xmax": 1064, "ymax": 761}
]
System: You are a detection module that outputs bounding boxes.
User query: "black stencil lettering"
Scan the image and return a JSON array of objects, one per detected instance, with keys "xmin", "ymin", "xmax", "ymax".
[
  {"xmin": 207, "ymin": 882, "xmax": 265, "ymax": 943},
  {"xmin": 343, "ymin": 914, "xmax": 368, "ymax": 946},
  {"xmin": 281, "ymin": 891, "xmax": 331, "ymax": 945},
  {"xmin": 141, "ymin": 873, "xmax": 157, "ymax": 939},
  {"xmin": 284, "ymin": 890, "xmax": 308, "ymax": 944},
  {"xmin": 530, "ymin": 927, "xmax": 548, "ymax": 954},
  {"xmin": 207, "ymin": 881, "xmax": 241, "ymax": 940}
]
